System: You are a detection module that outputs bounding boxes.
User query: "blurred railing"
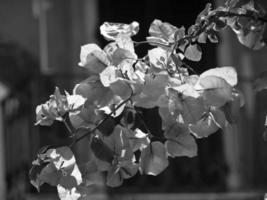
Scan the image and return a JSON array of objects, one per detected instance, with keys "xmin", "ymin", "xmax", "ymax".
[{"xmin": 1, "ymin": 87, "xmax": 35, "ymax": 200}]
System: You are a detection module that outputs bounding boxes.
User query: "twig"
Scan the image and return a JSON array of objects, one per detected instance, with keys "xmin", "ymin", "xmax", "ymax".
[{"xmin": 62, "ymin": 118, "xmax": 74, "ymax": 137}]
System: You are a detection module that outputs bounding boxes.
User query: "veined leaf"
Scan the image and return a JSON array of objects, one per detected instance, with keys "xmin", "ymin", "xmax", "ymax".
[{"xmin": 189, "ymin": 109, "xmax": 225, "ymax": 138}]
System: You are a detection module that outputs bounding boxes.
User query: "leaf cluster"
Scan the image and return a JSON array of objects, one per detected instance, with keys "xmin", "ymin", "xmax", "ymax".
[{"xmin": 30, "ymin": 0, "xmax": 267, "ymax": 199}]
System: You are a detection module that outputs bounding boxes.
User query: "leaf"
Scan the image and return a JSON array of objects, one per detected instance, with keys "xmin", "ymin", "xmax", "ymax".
[
  {"xmin": 149, "ymin": 19, "xmax": 178, "ymax": 43},
  {"xmin": 73, "ymin": 75, "xmax": 113, "ymax": 107},
  {"xmin": 106, "ymin": 161, "xmax": 138, "ymax": 187},
  {"xmin": 57, "ymin": 185, "xmax": 81, "ymax": 200},
  {"xmin": 115, "ymin": 34, "xmax": 136, "ymax": 54},
  {"xmin": 189, "ymin": 113, "xmax": 220, "ymax": 138},
  {"xmin": 91, "ymin": 136, "xmax": 115, "ymax": 163},
  {"xmin": 229, "ymin": 12, "xmax": 266, "ymax": 50},
  {"xmin": 111, "ymin": 48, "xmax": 136, "ymax": 66},
  {"xmin": 171, "ymin": 83, "xmax": 200, "ymax": 98},
  {"xmin": 133, "ymin": 74, "xmax": 169, "ymax": 108},
  {"xmin": 29, "ymin": 161, "xmax": 49, "ymax": 191},
  {"xmin": 146, "ymin": 36, "xmax": 170, "ymax": 48},
  {"xmin": 207, "ymin": 31, "xmax": 219, "ymax": 43},
  {"xmin": 253, "ymin": 71, "xmax": 267, "ymax": 92},
  {"xmin": 236, "ymin": 28, "xmax": 265, "ymax": 50},
  {"xmin": 97, "ymin": 115, "xmax": 116, "ymax": 136},
  {"xmin": 196, "ymin": 3, "xmax": 212, "ymax": 24},
  {"xmin": 140, "ymin": 142, "xmax": 169, "ymax": 176},
  {"xmin": 78, "ymin": 44, "xmax": 109, "ymax": 74},
  {"xmin": 164, "ymin": 123, "xmax": 197, "ymax": 158},
  {"xmin": 126, "ymin": 128, "xmax": 150, "ymax": 152},
  {"xmin": 199, "ymin": 66, "xmax": 238, "ymax": 87},
  {"xmin": 30, "ymin": 146, "xmax": 83, "ymax": 198},
  {"xmin": 148, "ymin": 47, "xmax": 169, "ymax": 69},
  {"xmin": 169, "ymin": 94, "xmax": 205, "ymax": 124},
  {"xmin": 100, "ymin": 21, "xmax": 139, "ymax": 41},
  {"xmin": 38, "ymin": 163, "xmax": 61, "ymax": 187},
  {"xmin": 221, "ymin": 91, "xmax": 243, "ymax": 124},
  {"xmin": 196, "ymin": 76, "xmax": 233, "ymax": 107},
  {"xmin": 110, "ymin": 80, "xmax": 132, "ymax": 100},
  {"xmin": 184, "ymin": 44, "xmax": 202, "ymax": 61},
  {"xmin": 35, "ymin": 105, "xmax": 54, "ymax": 126},
  {"xmin": 198, "ymin": 32, "xmax": 208, "ymax": 43},
  {"xmin": 99, "ymin": 96, "xmax": 126, "ymax": 118},
  {"xmin": 66, "ymin": 94, "xmax": 86, "ymax": 113},
  {"xmin": 225, "ymin": 0, "xmax": 240, "ymax": 9},
  {"xmin": 35, "ymin": 87, "xmax": 69, "ymax": 126},
  {"xmin": 47, "ymin": 147, "xmax": 82, "ymax": 187},
  {"xmin": 106, "ymin": 166, "xmax": 123, "ymax": 187},
  {"xmin": 68, "ymin": 106, "xmax": 97, "ymax": 129},
  {"xmin": 99, "ymin": 65, "xmax": 120, "ymax": 87}
]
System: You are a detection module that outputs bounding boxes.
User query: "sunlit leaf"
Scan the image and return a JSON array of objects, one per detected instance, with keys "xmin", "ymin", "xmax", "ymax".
[
  {"xmin": 184, "ymin": 44, "xmax": 202, "ymax": 61},
  {"xmin": 57, "ymin": 185, "xmax": 81, "ymax": 200},
  {"xmin": 149, "ymin": 19, "xmax": 178, "ymax": 43},
  {"xmin": 66, "ymin": 94, "xmax": 86, "ymax": 113},
  {"xmin": 73, "ymin": 76, "xmax": 113, "ymax": 107},
  {"xmin": 100, "ymin": 21, "xmax": 139, "ymax": 41},
  {"xmin": 199, "ymin": 66, "xmax": 237, "ymax": 87},
  {"xmin": 30, "ymin": 146, "xmax": 83, "ymax": 200},
  {"xmin": 197, "ymin": 76, "xmax": 233, "ymax": 107},
  {"xmin": 99, "ymin": 66, "xmax": 120, "ymax": 87},
  {"xmin": 140, "ymin": 142, "xmax": 169, "ymax": 176},
  {"xmin": 115, "ymin": 34, "xmax": 136, "ymax": 54},
  {"xmin": 148, "ymin": 47, "xmax": 169, "ymax": 69},
  {"xmin": 78, "ymin": 44, "xmax": 109, "ymax": 74},
  {"xmin": 126, "ymin": 128, "xmax": 150, "ymax": 152},
  {"xmin": 146, "ymin": 36, "xmax": 170, "ymax": 48}
]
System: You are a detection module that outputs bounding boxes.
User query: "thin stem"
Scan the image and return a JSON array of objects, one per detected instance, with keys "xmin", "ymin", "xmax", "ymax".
[
  {"xmin": 133, "ymin": 40, "xmax": 171, "ymax": 48},
  {"xmin": 63, "ymin": 118, "xmax": 74, "ymax": 137}
]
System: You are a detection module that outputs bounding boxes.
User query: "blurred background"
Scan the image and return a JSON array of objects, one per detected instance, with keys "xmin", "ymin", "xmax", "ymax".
[{"xmin": 0, "ymin": 0, "xmax": 267, "ymax": 199}]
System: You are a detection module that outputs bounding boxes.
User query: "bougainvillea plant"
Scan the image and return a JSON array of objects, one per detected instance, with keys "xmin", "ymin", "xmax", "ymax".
[{"xmin": 29, "ymin": 0, "xmax": 267, "ymax": 199}]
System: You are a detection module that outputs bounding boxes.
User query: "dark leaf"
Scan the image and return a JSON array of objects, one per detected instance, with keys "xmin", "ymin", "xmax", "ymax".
[
  {"xmin": 253, "ymin": 71, "xmax": 267, "ymax": 92},
  {"xmin": 91, "ymin": 136, "xmax": 115, "ymax": 163},
  {"xmin": 164, "ymin": 123, "xmax": 197, "ymax": 157}
]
